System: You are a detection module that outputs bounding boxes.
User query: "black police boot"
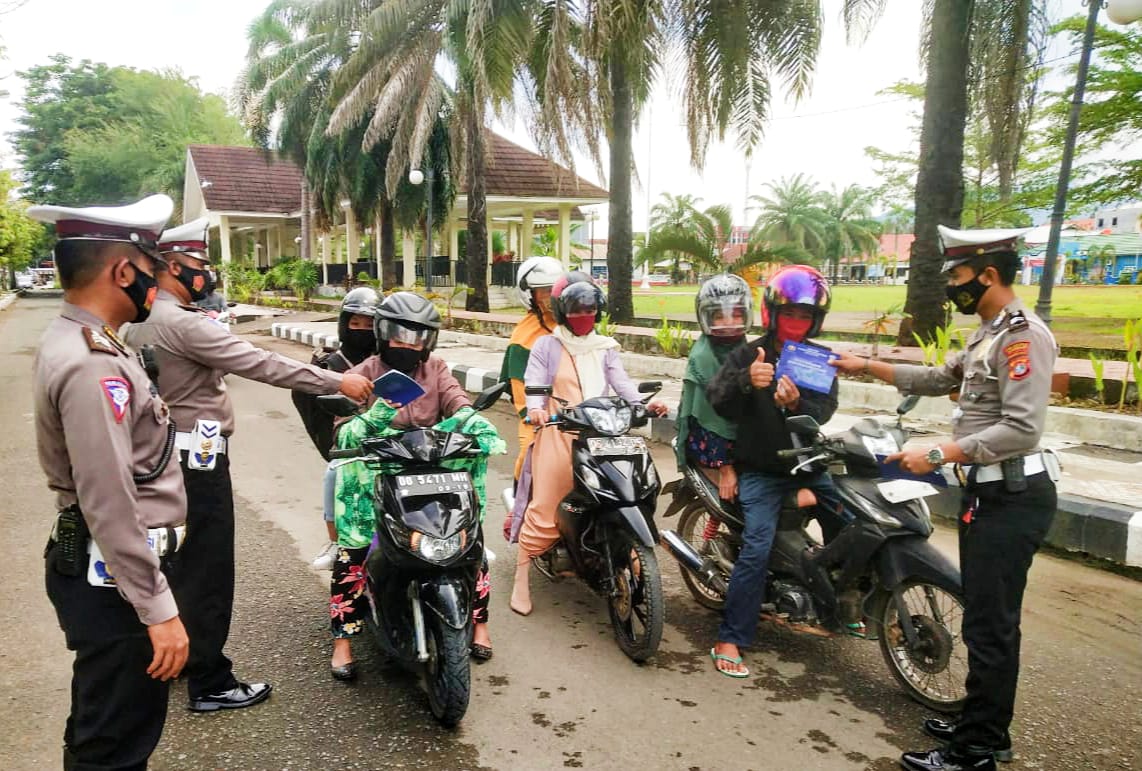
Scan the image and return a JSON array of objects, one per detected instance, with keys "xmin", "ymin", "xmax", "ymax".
[
  {"xmin": 923, "ymin": 718, "xmax": 1014, "ymax": 763},
  {"xmin": 899, "ymin": 747, "xmax": 996, "ymax": 771},
  {"xmin": 188, "ymin": 681, "xmax": 273, "ymax": 712}
]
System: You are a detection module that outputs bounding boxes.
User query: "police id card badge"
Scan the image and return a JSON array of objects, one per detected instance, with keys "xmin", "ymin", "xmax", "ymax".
[
  {"xmin": 87, "ymin": 539, "xmax": 118, "ymax": 588},
  {"xmin": 188, "ymin": 418, "xmax": 222, "ymax": 471}
]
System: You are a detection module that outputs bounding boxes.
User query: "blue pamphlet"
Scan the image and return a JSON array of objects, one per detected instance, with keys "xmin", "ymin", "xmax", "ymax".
[
  {"xmin": 373, "ymin": 370, "xmax": 426, "ymax": 405},
  {"xmin": 775, "ymin": 341, "xmax": 839, "ymax": 394}
]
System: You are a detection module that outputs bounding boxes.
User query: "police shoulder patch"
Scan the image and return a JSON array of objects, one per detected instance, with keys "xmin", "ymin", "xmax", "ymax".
[
  {"xmin": 100, "ymin": 376, "xmax": 131, "ymax": 422},
  {"xmin": 83, "ymin": 326, "xmax": 121, "ymax": 355},
  {"xmin": 1008, "ymin": 356, "xmax": 1031, "ymax": 381}
]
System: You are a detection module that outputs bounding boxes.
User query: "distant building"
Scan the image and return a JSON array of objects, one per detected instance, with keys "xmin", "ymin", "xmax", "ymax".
[{"xmin": 1092, "ymin": 204, "xmax": 1142, "ymax": 235}]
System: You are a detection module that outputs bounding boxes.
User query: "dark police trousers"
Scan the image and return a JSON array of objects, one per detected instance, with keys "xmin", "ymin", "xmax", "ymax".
[
  {"xmin": 953, "ymin": 472, "xmax": 1055, "ymax": 752},
  {"xmin": 46, "ymin": 543, "xmax": 169, "ymax": 771},
  {"xmin": 170, "ymin": 452, "xmax": 239, "ymax": 698}
]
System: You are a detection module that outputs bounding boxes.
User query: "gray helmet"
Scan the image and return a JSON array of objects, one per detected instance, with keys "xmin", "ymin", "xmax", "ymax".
[
  {"xmin": 375, "ymin": 291, "xmax": 441, "ymax": 355},
  {"xmin": 696, "ymin": 273, "xmax": 752, "ymax": 339},
  {"xmin": 338, "ymin": 287, "xmax": 381, "ymax": 341}
]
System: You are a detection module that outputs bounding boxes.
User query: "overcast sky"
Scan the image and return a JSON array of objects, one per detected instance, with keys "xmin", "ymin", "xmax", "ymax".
[{"xmin": 0, "ymin": 0, "xmax": 1103, "ymax": 231}]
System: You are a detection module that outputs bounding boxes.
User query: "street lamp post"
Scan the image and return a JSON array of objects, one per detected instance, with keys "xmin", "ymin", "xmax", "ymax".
[
  {"xmin": 409, "ymin": 165, "xmax": 434, "ymax": 293},
  {"xmin": 1035, "ymin": 0, "xmax": 1104, "ymax": 324}
]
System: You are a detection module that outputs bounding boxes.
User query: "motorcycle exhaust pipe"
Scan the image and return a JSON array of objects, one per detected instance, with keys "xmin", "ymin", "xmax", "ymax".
[{"xmin": 660, "ymin": 530, "xmax": 728, "ymax": 595}]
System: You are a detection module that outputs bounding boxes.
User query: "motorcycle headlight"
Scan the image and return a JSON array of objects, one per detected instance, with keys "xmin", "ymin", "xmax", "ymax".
[
  {"xmin": 410, "ymin": 531, "xmax": 465, "ymax": 563},
  {"xmin": 645, "ymin": 460, "xmax": 659, "ymax": 489},
  {"xmin": 581, "ymin": 465, "xmax": 603, "ymax": 491},
  {"xmin": 582, "ymin": 405, "xmax": 632, "ymax": 436},
  {"xmin": 852, "ymin": 491, "xmax": 904, "ymax": 528}
]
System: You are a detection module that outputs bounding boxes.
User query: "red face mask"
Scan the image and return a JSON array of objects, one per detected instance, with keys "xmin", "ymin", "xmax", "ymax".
[
  {"xmin": 775, "ymin": 316, "xmax": 813, "ymax": 346},
  {"xmin": 565, "ymin": 313, "xmax": 596, "ymax": 336}
]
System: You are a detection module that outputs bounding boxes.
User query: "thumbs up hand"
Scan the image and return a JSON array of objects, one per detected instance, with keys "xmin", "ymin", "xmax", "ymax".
[{"xmin": 749, "ymin": 346, "xmax": 775, "ymax": 390}]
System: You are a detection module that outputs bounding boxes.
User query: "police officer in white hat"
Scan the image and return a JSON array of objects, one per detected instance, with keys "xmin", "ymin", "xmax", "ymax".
[
  {"xmin": 834, "ymin": 226, "xmax": 1060, "ymax": 771},
  {"xmin": 121, "ymin": 218, "xmax": 373, "ymax": 712},
  {"xmin": 30, "ymin": 194, "xmax": 190, "ymax": 769}
]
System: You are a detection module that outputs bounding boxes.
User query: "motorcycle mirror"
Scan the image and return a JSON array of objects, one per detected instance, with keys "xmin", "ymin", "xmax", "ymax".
[
  {"xmin": 525, "ymin": 385, "xmax": 553, "ymax": 397},
  {"xmin": 897, "ymin": 395, "xmax": 921, "ymax": 416},
  {"xmin": 472, "ymin": 381, "xmax": 509, "ymax": 411},
  {"xmin": 316, "ymin": 394, "xmax": 363, "ymax": 417},
  {"xmin": 637, "ymin": 381, "xmax": 662, "ymax": 394},
  {"xmin": 786, "ymin": 415, "xmax": 820, "ymax": 436}
]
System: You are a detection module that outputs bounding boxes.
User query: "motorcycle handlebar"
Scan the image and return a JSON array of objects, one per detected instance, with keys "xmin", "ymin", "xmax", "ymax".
[
  {"xmin": 328, "ymin": 447, "xmax": 363, "ymax": 460},
  {"xmin": 776, "ymin": 447, "xmax": 811, "ymax": 459}
]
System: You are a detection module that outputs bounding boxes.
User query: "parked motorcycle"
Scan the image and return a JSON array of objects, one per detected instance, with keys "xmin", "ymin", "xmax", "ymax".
[
  {"xmin": 320, "ymin": 382, "xmax": 507, "ymax": 727},
  {"xmin": 503, "ymin": 382, "xmax": 665, "ymax": 662},
  {"xmin": 660, "ymin": 395, "xmax": 968, "ymax": 712}
]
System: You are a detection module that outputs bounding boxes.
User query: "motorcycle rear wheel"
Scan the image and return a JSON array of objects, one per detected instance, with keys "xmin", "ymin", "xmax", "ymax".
[
  {"xmin": 424, "ymin": 614, "xmax": 471, "ymax": 727},
  {"xmin": 878, "ymin": 580, "xmax": 968, "ymax": 713},
  {"xmin": 608, "ymin": 535, "xmax": 664, "ymax": 662},
  {"xmin": 677, "ymin": 503, "xmax": 730, "ymax": 611}
]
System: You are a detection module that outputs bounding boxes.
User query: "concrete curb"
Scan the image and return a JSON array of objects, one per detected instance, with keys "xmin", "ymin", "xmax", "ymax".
[
  {"xmin": 0, "ymin": 292, "xmax": 20, "ymax": 313},
  {"xmin": 270, "ymin": 321, "xmax": 1142, "ymax": 567}
]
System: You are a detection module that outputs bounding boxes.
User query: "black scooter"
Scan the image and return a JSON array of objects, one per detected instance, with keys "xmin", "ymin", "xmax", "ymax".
[
  {"xmin": 320, "ymin": 382, "xmax": 507, "ymax": 727},
  {"xmin": 660, "ymin": 395, "xmax": 968, "ymax": 712},
  {"xmin": 504, "ymin": 382, "xmax": 665, "ymax": 662}
]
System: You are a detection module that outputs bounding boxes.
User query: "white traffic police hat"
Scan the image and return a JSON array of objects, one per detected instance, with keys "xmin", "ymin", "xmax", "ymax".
[
  {"xmin": 938, "ymin": 225, "xmax": 1032, "ymax": 273},
  {"xmin": 27, "ymin": 194, "xmax": 174, "ymax": 253},
  {"xmin": 158, "ymin": 216, "xmax": 210, "ymax": 259}
]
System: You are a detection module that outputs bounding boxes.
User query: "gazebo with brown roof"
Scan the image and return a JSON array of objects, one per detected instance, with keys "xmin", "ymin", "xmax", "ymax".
[{"xmin": 182, "ymin": 134, "xmax": 608, "ymax": 287}]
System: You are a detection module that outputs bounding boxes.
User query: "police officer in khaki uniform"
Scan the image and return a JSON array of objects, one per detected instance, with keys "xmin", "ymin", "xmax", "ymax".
[
  {"xmin": 122, "ymin": 219, "xmax": 372, "ymax": 712},
  {"xmin": 30, "ymin": 194, "xmax": 191, "ymax": 769},
  {"xmin": 834, "ymin": 226, "xmax": 1060, "ymax": 771}
]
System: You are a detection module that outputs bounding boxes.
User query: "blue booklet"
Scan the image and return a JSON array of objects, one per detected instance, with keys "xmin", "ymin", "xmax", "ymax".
[
  {"xmin": 775, "ymin": 341, "xmax": 839, "ymax": 394},
  {"xmin": 373, "ymin": 370, "xmax": 426, "ymax": 405}
]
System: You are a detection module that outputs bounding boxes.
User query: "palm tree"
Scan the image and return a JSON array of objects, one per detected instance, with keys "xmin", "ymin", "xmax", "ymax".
[
  {"xmin": 818, "ymin": 184, "xmax": 882, "ymax": 283},
  {"xmin": 749, "ymin": 174, "xmax": 829, "ymax": 263},
  {"xmin": 524, "ymin": 1, "xmax": 829, "ymax": 322},
  {"xmin": 316, "ymin": 0, "xmax": 531, "ymax": 311}
]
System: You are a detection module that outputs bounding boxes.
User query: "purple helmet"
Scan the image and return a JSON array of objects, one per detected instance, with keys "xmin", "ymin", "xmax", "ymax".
[{"xmin": 762, "ymin": 265, "xmax": 831, "ymax": 337}]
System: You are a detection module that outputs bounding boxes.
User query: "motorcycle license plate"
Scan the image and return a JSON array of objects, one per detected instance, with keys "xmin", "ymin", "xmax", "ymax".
[
  {"xmin": 587, "ymin": 436, "xmax": 648, "ymax": 455},
  {"xmin": 394, "ymin": 472, "xmax": 473, "ymax": 496},
  {"xmin": 877, "ymin": 479, "xmax": 940, "ymax": 503}
]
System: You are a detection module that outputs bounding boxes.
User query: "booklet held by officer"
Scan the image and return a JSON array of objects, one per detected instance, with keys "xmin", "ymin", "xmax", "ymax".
[
  {"xmin": 775, "ymin": 340, "xmax": 839, "ymax": 394},
  {"xmin": 373, "ymin": 370, "xmax": 426, "ymax": 405}
]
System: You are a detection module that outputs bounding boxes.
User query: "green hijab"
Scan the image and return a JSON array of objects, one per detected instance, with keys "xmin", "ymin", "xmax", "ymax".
[{"xmin": 675, "ymin": 334, "xmax": 740, "ymax": 470}]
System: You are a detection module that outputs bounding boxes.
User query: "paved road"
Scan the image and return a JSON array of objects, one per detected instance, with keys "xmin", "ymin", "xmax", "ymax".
[{"xmin": 2, "ymin": 297, "xmax": 1140, "ymax": 770}]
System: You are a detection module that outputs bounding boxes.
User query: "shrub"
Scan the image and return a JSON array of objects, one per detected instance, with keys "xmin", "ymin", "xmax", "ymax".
[{"xmin": 290, "ymin": 260, "xmax": 319, "ymax": 300}]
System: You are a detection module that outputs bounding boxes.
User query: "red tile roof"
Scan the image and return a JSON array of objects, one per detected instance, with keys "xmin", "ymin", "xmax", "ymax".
[
  {"xmin": 189, "ymin": 145, "xmax": 304, "ymax": 214},
  {"xmin": 878, "ymin": 233, "xmax": 915, "ymax": 261},
  {"xmin": 473, "ymin": 134, "xmax": 608, "ymax": 200}
]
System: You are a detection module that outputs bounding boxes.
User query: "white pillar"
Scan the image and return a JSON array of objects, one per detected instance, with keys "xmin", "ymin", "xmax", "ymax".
[
  {"xmin": 486, "ymin": 226, "xmax": 494, "ymax": 286},
  {"xmin": 402, "ymin": 231, "xmax": 416, "ymax": 288},
  {"xmin": 346, "ymin": 207, "xmax": 360, "ymax": 269},
  {"xmin": 374, "ymin": 213, "xmax": 383, "ymax": 283},
  {"xmin": 520, "ymin": 210, "xmax": 533, "ymax": 261},
  {"xmin": 320, "ymin": 232, "xmax": 330, "ymax": 285},
  {"xmin": 449, "ymin": 221, "xmax": 460, "ymax": 284},
  {"xmin": 558, "ymin": 204, "xmax": 572, "ymax": 268},
  {"xmin": 218, "ymin": 215, "xmax": 232, "ymax": 267}
]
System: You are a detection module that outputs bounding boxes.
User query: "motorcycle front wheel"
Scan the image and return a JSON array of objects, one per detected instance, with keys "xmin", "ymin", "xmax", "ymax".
[
  {"xmin": 677, "ymin": 503, "xmax": 730, "ymax": 610},
  {"xmin": 608, "ymin": 534, "xmax": 664, "ymax": 662},
  {"xmin": 424, "ymin": 613, "xmax": 471, "ymax": 727},
  {"xmin": 878, "ymin": 580, "xmax": 968, "ymax": 713}
]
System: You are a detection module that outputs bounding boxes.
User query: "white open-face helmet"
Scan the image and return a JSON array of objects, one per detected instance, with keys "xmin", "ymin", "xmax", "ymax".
[{"xmin": 516, "ymin": 256, "xmax": 564, "ymax": 309}]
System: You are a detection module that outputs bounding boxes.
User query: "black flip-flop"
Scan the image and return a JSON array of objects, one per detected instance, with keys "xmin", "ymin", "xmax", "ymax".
[{"xmin": 471, "ymin": 643, "xmax": 493, "ymax": 662}]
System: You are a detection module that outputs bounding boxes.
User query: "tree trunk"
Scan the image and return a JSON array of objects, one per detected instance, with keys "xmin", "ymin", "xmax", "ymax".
[
  {"xmin": 380, "ymin": 197, "xmax": 397, "ymax": 291},
  {"xmin": 300, "ymin": 183, "xmax": 311, "ymax": 261},
  {"xmin": 465, "ymin": 107, "xmax": 490, "ymax": 312},
  {"xmin": 606, "ymin": 53, "xmax": 635, "ymax": 323},
  {"xmin": 899, "ymin": 0, "xmax": 973, "ymax": 345}
]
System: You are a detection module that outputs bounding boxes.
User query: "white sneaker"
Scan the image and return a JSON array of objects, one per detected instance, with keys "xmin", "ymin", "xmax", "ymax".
[{"xmin": 311, "ymin": 542, "xmax": 339, "ymax": 570}]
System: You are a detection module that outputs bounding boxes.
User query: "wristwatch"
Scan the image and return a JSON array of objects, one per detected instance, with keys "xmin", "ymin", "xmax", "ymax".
[{"xmin": 925, "ymin": 446, "xmax": 946, "ymax": 467}]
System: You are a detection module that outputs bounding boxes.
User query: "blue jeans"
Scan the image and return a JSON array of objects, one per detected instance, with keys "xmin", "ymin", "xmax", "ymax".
[
  {"xmin": 323, "ymin": 463, "xmax": 336, "ymax": 523},
  {"xmin": 717, "ymin": 470, "xmax": 851, "ymax": 647}
]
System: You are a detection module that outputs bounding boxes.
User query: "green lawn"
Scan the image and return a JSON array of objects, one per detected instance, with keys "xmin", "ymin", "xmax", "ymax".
[{"xmin": 632, "ymin": 284, "xmax": 1142, "ymax": 320}]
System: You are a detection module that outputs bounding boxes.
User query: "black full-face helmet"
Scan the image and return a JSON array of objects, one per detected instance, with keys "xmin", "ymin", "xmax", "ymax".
[
  {"xmin": 374, "ymin": 291, "xmax": 442, "ymax": 364},
  {"xmin": 550, "ymin": 271, "xmax": 606, "ymax": 335},
  {"xmin": 339, "ymin": 286, "xmax": 381, "ymax": 340},
  {"xmin": 695, "ymin": 273, "xmax": 752, "ymax": 341}
]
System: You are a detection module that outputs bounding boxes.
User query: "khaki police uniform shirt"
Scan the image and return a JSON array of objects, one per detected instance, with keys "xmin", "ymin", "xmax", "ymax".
[
  {"xmin": 892, "ymin": 298, "xmax": 1058, "ymax": 465},
  {"xmin": 122, "ymin": 290, "xmax": 343, "ymax": 435},
  {"xmin": 34, "ymin": 303, "xmax": 185, "ymax": 625}
]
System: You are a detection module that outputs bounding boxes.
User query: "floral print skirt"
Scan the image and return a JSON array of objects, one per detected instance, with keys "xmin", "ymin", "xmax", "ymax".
[{"xmin": 330, "ymin": 548, "xmax": 491, "ymax": 638}]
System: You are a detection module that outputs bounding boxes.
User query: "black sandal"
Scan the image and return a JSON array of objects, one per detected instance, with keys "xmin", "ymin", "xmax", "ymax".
[{"xmin": 470, "ymin": 643, "xmax": 493, "ymax": 662}]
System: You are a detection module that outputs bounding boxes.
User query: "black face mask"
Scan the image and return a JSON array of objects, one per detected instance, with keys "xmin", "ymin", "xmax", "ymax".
[
  {"xmin": 175, "ymin": 263, "xmax": 215, "ymax": 302},
  {"xmin": 339, "ymin": 329, "xmax": 376, "ymax": 365},
  {"xmin": 945, "ymin": 272, "xmax": 990, "ymax": 315},
  {"xmin": 122, "ymin": 263, "xmax": 159, "ymax": 323},
  {"xmin": 380, "ymin": 345, "xmax": 424, "ymax": 374}
]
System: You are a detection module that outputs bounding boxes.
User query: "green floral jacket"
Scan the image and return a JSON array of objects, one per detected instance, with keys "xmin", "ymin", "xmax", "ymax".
[{"xmin": 333, "ymin": 401, "xmax": 507, "ymax": 548}]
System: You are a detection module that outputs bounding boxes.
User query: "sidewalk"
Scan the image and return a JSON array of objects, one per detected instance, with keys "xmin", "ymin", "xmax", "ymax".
[{"xmin": 270, "ymin": 317, "xmax": 1142, "ymax": 569}]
